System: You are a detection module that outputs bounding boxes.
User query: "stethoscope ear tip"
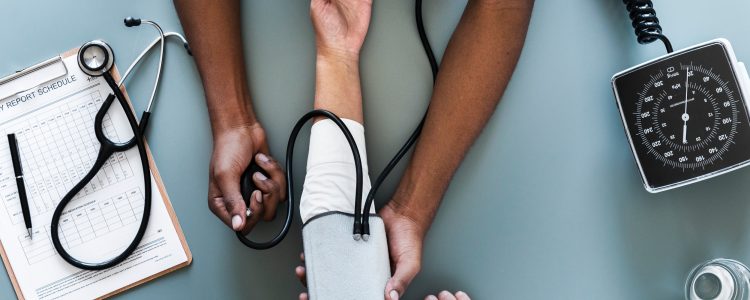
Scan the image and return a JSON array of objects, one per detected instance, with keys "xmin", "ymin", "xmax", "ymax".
[
  {"xmin": 124, "ymin": 17, "xmax": 142, "ymax": 27},
  {"xmin": 184, "ymin": 43, "xmax": 193, "ymax": 56}
]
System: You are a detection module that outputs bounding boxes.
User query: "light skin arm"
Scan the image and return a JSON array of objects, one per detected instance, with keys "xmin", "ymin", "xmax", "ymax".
[
  {"xmin": 314, "ymin": 53, "xmax": 364, "ymax": 121},
  {"xmin": 293, "ymin": 2, "xmax": 372, "ymax": 299},
  {"xmin": 310, "ymin": 0, "xmax": 371, "ymax": 122},
  {"xmin": 298, "ymin": 5, "xmax": 474, "ymax": 300},
  {"xmin": 174, "ymin": 0, "xmax": 286, "ymax": 233},
  {"xmin": 382, "ymin": 0, "xmax": 534, "ymax": 299}
]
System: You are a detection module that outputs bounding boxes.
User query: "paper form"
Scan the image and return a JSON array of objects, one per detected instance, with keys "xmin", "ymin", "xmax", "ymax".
[{"xmin": 0, "ymin": 54, "xmax": 188, "ymax": 299}]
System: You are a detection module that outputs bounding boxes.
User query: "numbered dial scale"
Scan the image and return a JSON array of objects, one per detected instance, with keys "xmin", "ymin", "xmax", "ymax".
[{"xmin": 613, "ymin": 39, "xmax": 750, "ymax": 192}]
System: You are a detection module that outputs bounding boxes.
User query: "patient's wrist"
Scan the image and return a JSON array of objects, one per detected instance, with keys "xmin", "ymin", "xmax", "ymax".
[
  {"xmin": 313, "ymin": 50, "xmax": 364, "ymax": 122},
  {"xmin": 315, "ymin": 54, "xmax": 359, "ymax": 77},
  {"xmin": 316, "ymin": 46, "xmax": 360, "ymax": 65}
]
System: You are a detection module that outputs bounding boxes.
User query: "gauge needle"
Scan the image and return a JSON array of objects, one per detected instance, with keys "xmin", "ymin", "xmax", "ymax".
[
  {"xmin": 682, "ymin": 68, "xmax": 690, "ymax": 144},
  {"xmin": 682, "ymin": 124, "xmax": 687, "ymax": 143}
]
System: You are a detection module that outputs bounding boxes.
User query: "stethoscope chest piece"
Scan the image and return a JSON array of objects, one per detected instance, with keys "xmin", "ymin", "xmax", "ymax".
[
  {"xmin": 686, "ymin": 258, "xmax": 750, "ymax": 300},
  {"xmin": 78, "ymin": 40, "xmax": 114, "ymax": 77}
]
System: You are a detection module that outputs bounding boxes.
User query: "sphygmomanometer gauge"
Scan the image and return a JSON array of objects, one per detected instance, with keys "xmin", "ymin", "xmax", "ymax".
[{"xmin": 613, "ymin": 39, "xmax": 750, "ymax": 192}]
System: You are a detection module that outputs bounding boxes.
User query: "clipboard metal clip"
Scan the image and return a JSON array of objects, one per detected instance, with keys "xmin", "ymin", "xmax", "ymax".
[{"xmin": 0, "ymin": 56, "xmax": 68, "ymax": 101}]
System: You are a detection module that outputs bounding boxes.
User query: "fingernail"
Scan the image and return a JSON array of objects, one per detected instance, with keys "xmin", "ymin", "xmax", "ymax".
[
  {"xmin": 231, "ymin": 215, "xmax": 242, "ymax": 230},
  {"xmin": 456, "ymin": 291, "xmax": 467, "ymax": 296},
  {"xmin": 254, "ymin": 171, "xmax": 267, "ymax": 181},
  {"xmin": 257, "ymin": 153, "xmax": 270, "ymax": 163},
  {"xmin": 439, "ymin": 291, "xmax": 451, "ymax": 297},
  {"xmin": 255, "ymin": 191, "xmax": 263, "ymax": 204},
  {"xmin": 426, "ymin": 296, "xmax": 438, "ymax": 300},
  {"xmin": 390, "ymin": 290, "xmax": 399, "ymax": 300}
]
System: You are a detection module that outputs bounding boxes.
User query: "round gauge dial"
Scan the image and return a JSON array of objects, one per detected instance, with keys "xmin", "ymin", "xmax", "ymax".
[
  {"xmin": 635, "ymin": 64, "xmax": 738, "ymax": 169},
  {"xmin": 613, "ymin": 41, "xmax": 750, "ymax": 192}
]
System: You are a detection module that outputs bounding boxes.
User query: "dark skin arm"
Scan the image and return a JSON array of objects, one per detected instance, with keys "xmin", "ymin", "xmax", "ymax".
[
  {"xmin": 382, "ymin": 1, "xmax": 534, "ymax": 299},
  {"xmin": 174, "ymin": 0, "xmax": 286, "ymax": 233},
  {"xmin": 296, "ymin": 2, "xmax": 475, "ymax": 300},
  {"xmin": 296, "ymin": 1, "xmax": 534, "ymax": 299}
]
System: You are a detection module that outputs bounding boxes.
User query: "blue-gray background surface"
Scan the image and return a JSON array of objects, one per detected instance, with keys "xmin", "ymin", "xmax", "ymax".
[{"xmin": 2, "ymin": 1, "xmax": 749, "ymax": 299}]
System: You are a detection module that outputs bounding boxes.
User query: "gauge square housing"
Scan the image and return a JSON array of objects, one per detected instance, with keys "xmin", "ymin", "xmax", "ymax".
[{"xmin": 612, "ymin": 39, "xmax": 750, "ymax": 193}]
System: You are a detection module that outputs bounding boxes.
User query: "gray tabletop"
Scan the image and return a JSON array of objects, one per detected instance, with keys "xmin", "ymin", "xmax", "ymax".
[{"xmin": 3, "ymin": 0, "xmax": 750, "ymax": 299}]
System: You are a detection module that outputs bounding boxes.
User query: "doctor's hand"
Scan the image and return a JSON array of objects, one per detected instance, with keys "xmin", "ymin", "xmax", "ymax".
[
  {"xmin": 292, "ymin": 204, "xmax": 429, "ymax": 300},
  {"xmin": 311, "ymin": 0, "xmax": 372, "ymax": 60},
  {"xmin": 381, "ymin": 203, "xmax": 427, "ymax": 300},
  {"xmin": 208, "ymin": 123, "xmax": 287, "ymax": 233}
]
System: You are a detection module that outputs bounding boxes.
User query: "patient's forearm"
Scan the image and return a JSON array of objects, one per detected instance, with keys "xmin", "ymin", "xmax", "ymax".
[
  {"xmin": 301, "ymin": 47, "xmax": 369, "ymax": 222},
  {"xmin": 390, "ymin": 0, "xmax": 534, "ymax": 233},
  {"xmin": 303, "ymin": 52, "xmax": 386, "ymax": 300},
  {"xmin": 174, "ymin": 0, "xmax": 256, "ymax": 135},
  {"xmin": 314, "ymin": 54, "xmax": 364, "ymax": 123}
]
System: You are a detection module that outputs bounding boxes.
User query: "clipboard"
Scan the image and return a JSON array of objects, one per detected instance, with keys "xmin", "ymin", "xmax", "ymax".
[{"xmin": 0, "ymin": 48, "xmax": 192, "ymax": 299}]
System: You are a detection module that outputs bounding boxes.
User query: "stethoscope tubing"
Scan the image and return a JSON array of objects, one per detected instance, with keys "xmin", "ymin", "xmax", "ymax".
[
  {"xmin": 49, "ymin": 18, "xmax": 188, "ymax": 269},
  {"xmin": 360, "ymin": 0, "xmax": 438, "ymax": 237},
  {"xmin": 51, "ymin": 72, "xmax": 153, "ymax": 270}
]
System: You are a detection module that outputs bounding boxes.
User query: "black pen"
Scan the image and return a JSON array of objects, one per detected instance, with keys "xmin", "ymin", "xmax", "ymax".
[{"xmin": 7, "ymin": 134, "xmax": 32, "ymax": 238}]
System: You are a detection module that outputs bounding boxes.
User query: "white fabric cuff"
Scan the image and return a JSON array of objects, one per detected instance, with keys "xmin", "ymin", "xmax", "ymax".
[{"xmin": 300, "ymin": 118, "xmax": 374, "ymax": 223}]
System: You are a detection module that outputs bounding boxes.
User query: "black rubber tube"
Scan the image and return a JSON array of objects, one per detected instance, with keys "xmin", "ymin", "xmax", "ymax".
[
  {"xmin": 236, "ymin": 109, "xmax": 364, "ymax": 248},
  {"xmin": 51, "ymin": 72, "xmax": 152, "ymax": 270},
  {"xmin": 360, "ymin": 0, "xmax": 439, "ymax": 236}
]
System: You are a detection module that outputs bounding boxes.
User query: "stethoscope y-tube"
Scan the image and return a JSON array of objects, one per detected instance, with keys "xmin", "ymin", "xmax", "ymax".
[{"xmin": 50, "ymin": 18, "xmax": 189, "ymax": 270}]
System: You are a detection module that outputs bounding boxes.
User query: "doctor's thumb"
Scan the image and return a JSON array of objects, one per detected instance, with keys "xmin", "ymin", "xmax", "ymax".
[
  {"xmin": 385, "ymin": 260, "xmax": 420, "ymax": 300},
  {"xmin": 214, "ymin": 169, "xmax": 248, "ymax": 231},
  {"xmin": 226, "ymin": 194, "xmax": 247, "ymax": 231}
]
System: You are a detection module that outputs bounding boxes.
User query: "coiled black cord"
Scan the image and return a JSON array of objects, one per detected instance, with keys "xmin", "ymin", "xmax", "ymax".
[
  {"xmin": 622, "ymin": 0, "xmax": 673, "ymax": 53},
  {"xmin": 359, "ymin": 0, "xmax": 439, "ymax": 238}
]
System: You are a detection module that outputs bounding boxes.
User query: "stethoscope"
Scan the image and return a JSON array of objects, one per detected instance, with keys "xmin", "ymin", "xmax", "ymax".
[
  {"xmin": 236, "ymin": 0, "xmax": 438, "ymax": 249},
  {"xmin": 50, "ymin": 17, "xmax": 191, "ymax": 270}
]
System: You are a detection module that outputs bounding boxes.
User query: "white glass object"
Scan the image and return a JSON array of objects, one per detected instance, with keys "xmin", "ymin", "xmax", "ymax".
[{"xmin": 686, "ymin": 258, "xmax": 750, "ymax": 300}]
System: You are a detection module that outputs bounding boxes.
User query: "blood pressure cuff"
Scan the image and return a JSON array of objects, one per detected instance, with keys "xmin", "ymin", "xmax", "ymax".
[
  {"xmin": 302, "ymin": 213, "xmax": 390, "ymax": 300},
  {"xmin": 300, "ymin": 119, "xmax": 374, "ymax": 223},
  {"xmin": 300, "ymin": 119, "xmax": 390, "ymax": 299}
]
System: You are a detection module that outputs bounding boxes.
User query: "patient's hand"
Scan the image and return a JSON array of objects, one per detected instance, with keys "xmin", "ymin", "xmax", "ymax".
[
  {"xmin": 425, "ymin": 291, "xmax": 472, "ymax": 300},
  {"xmin": 310, "ymin": 0, "xmax": 372, "ymax": 60}
]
